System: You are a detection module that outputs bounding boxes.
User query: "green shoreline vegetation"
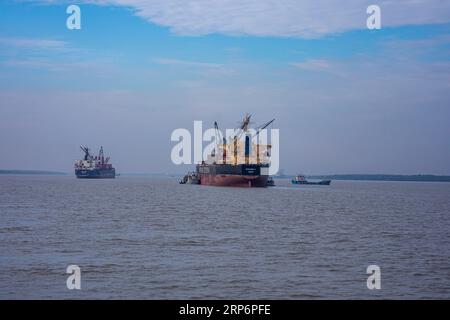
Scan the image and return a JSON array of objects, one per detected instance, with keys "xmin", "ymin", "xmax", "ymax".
[
  {"xmin": 307, "ymin": 174, "xmax": 450, "ymax": 182},
  {"xmin": 0, "ymin": 170, "xmax": 67, "ymax": 175}
]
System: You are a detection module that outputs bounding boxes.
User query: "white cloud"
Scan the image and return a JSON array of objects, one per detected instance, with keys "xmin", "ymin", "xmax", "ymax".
[{"xmin": 72, "ymin": 0, "xmax": 450, "ymax": 38}]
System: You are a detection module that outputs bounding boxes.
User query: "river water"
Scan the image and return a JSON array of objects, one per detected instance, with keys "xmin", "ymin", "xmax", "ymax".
[{"xmin": 1, "ymin": 175, "xmax": 449, "ymax": 299}]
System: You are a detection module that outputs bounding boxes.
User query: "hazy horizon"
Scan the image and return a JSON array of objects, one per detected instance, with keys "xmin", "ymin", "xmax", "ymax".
[{"xmin": 2, "ymin": 169, "xmax": 450, "ymax": 178}]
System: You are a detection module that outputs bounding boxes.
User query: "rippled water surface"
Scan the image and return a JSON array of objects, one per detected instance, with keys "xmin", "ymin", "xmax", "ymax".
[{"xmin": 1, "ymin": 175, "xmax": 450, "ymax": 299}]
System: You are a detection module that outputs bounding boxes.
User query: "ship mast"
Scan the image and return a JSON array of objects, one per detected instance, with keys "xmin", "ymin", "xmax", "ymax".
[
  {"xmin": 213, "ymin": 121, "xmax": 220, "ymax": 164},
  {"xmin": 99, "ymin": 146, "xmax": 104, "ymax": 164},
  {"xmin": 233, "ymin": 113, "xmax": 251, "ymax": 165}
]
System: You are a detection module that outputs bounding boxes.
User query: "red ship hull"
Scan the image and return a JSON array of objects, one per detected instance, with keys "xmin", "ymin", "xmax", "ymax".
[{"xmin": 199, "ymin": 173, "xmax": 268, "ymax": 187}]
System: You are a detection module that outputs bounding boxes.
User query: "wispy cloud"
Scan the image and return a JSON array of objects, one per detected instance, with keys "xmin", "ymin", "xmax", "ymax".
[
  {"xmin": 2, "ymin": 58, "xmax": 113, "ymax": 73},
  {"xmin": 291, "ymin": 59, "xmax": 331, "ymax": 72},
  {"xmin": 153, "ymin": 58, "xmax": 223, "ymax": 69},
  {"xmin": 0, "ymin": 36, "xmax": 116, "ymax": 75},
  {"xmin": 50, "ymin": 0, "xmax": 450, "ymax": 38},
  {"xmin": 153, "ymin": 58, "xmax": 236, "ymax": 77},
  {"xmin": 0, "ymin": 37, "xmax": 67, "ymax": 49}
]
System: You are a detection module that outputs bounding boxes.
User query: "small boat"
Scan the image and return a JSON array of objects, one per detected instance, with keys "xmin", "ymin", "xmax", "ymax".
[
  {"xmin": 267, "ymin": 176, "xmax": 275, "ymax": 186},
  {"xmin": 291, "ymin": 174, "xmax": 331, "ymax": 185},
  {"xmin": 180, "ymin": 172, "xmax": 200, "ymax": 184}
]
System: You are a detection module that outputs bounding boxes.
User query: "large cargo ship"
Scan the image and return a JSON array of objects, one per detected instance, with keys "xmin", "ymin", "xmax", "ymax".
[
  {"xmin": 186, "ymin": 114, "xmax": 275, "ymax": 187},
  {"xmin": 74, "ymin": 146, "xmax": 115, "ymax": 179}
]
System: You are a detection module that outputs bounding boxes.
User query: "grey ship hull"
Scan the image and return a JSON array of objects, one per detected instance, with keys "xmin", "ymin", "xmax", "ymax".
[{"xmin": 75, "ymin": 168, "xmax": 115, "ymax": 179}]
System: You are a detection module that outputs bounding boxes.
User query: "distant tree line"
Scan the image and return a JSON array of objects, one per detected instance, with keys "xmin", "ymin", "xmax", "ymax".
[
  {"xmin": 0, "ymin": 170, "xmax": 66, "ymax": 175},
  {"xmin": 307, "ymin": 174, "xmax": 450, "ymax": 182}
]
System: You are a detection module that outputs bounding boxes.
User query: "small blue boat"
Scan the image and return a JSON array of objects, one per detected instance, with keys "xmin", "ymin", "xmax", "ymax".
[{"xmin": 292, "ymin": 175, "xmax": 331, "ymax": 185}]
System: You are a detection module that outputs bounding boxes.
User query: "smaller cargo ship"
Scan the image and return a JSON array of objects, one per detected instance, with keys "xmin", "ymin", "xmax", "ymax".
[
  {"xmin": 74, "ymin": 146, "xmax": 115, "ymax": 179},
  {"xmin": 292, "ymin": 174, "xmax": 331, "ymax": 185}
]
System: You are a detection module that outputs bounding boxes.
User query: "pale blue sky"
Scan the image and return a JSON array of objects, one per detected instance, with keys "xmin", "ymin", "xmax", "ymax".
[{"xmin": 0, "ymin": 1, "xmax": 450, "ymax": 174}]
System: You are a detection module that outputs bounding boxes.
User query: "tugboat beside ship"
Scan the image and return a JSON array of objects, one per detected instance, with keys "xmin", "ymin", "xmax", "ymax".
[{"xmin": 179, "ymin": 172, "xmax": 200, "ymax": 184}]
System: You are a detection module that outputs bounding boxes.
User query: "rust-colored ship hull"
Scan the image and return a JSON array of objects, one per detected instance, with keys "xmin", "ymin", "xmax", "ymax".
[
  {"xmin": 196, "ymin": 163, "xmax": 269, "ymax": 187},
  {"xmin": 199, "ymin": 173, "xmax": 268, "ymax": 187}
]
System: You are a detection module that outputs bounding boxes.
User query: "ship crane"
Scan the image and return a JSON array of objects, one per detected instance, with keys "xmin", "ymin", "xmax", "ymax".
[
  {"xmin": 214, "ymin": 121, "xmax": 228, "ymax": 164},
  {"xmin": 235, "ymin": 113, "xmax": 252, "ymax": 139},
  {"xmin": 80, "ymin": 146, "xmax": 92, "ymax": 161},
  {"xmin": 230, "ymin": 113, "xmax": 252, "ymax": 165},
  {"xmin": 98, "ymin": 146, "xmax": 106, "ymax": 164},
  {"xmin": 254, "ymin": 119, "xmax": 275, "ymax": 164},
  {"xmin": 212, "ymin": 122, "xmax": 219, "ymax": 163},
  {"xmin": 255, "ymin": 118, "xmax": 275, "ymax": 137}
]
